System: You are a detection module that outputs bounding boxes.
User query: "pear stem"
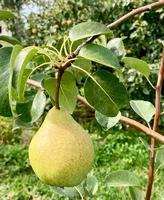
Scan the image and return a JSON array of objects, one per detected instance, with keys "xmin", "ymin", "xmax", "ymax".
[{"xmin": 55, "ymin": 68, "xmax": 64, "ymax": 109}]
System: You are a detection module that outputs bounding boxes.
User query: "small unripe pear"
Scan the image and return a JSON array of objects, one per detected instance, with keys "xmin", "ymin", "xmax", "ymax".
[{"xmin": 29, "ymin": 107, "xmax": 94, "ymax": 187}]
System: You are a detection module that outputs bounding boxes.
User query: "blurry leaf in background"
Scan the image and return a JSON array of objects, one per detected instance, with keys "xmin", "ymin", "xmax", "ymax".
[
  {"xmin": 86, "ymin": 175, "xmax": 98, "ymax": 196},
  {"xmin": 107, "ymin": 170, "xmax": 140, "ymax": 187},
  {"xmin": 156, "ymin": 147, "xmax": 164, "ymax": 170},
  {"xmin": 69, "ymin": 21, "xmax": 113, "ymax": 42},
  {"xmin": 107, "ymin": 38, "xmax": 126, "ymax": 58},
  {"xmin": 129, "ymin": 187, "xmax": 145, "ymax": 200},
  {"xmin": 0, "ymin": 10, "xmax": 15, "ymax": 20}
]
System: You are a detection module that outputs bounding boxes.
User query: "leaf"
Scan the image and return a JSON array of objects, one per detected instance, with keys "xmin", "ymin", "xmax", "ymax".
[
  {"xmin": 156, "ymin": 147, "xmax": 164, "ymax": 170},
  {"xmin": 0, "ymin": 47, "xmax": 13, "ymax": 117},
  {"xmin": 69, "ymin": 57, "xmax": 92, "ymax": 83},
  {"xmin": 42, "ymin": 72, "xmax": 78, "ymax": 113},
  {"xmin": 79, "ymin": 44, "xmax": 120, "ymax": 69},
  {"xmin": 69, "ymin": 21, "xmax": 113, "ymax": 42},
  {"xmin": 129, "ymin": 187, "xmax": 145, "ymax": 200},
  {"xmin": 0, "ymin": 35, "xmax": 21, "ymax": 45},
  {"xmin": 130, "ymin": 100, "xmax": 155, "ymax": 122},
  {"xmin": 0, "ymin": 10, "xmax": 15, "ymax": 20},
  {"xmin": 107, "ymin": 170, "xmax": 140, "ymax": 187},
  {"xmin": 122, "ymin": 57, "xmax": 150, "ymax": 78},
  {"xmin": 31, "ymin": 90, "xmax": 46, "ymax": 122},
  {"xmin": 12, "ymin": 46, "xmax": 38, "ymax": 101},
  {"xmin": 95, "ymin": 111, "xmax": 121, "ymax": 129},
  {"xmin": 107, "ymin": 38, "xmax": 126, "ymax": 58},
  {"xmin": 84, "ymin": 70, "xmax": 128, "ymax": 117},
  {"xmin": 53, "ymin": 187, "xmax": 80, "ymax": 199},
  {"xmin": 86, "ymin": 175, "xmax": 98, "ymax": 196}
]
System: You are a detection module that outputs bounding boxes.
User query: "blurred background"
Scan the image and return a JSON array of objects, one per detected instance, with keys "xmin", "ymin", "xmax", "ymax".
[{"xmin": 0, "ymin": 0, "xmax": 164, "ymax": 199}]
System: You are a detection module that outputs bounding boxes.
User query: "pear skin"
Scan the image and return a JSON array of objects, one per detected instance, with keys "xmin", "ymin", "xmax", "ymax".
[{"xmin": 29, "ymin": 107, "xmax": 94, "ymax": 187}]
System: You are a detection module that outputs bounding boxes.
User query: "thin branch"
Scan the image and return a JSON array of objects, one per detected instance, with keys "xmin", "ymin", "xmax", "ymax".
[
  {"xmin": 27, "ymin": 79, "xmax": 42, "ymax": 88},
  {"xmin": 77, "ymin": 95, "xmax": 164, "ymax": 143},
  {"xmin": 107, "ymin": 1, "xmax": 164, "ymax": 29},
  {"xmin": 145, "ymin": 48, "xmax": 164, "ymax": 200},
  {"xmin": 55, "ymin": 69, "xmax": 64, "ymax": 109},
  {"xmin": 69, "ymin": 1, "xmax": 164, "ymax": 59}
]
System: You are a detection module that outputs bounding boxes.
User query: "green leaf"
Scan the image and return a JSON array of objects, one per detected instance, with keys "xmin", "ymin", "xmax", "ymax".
[
  {"xmin": 107, "ymin": 38, "xmax": 126, "ymax": 58},
  {"xmin": 122, "ymin": 57, "xmax": 150, "ymax": 78},
  {"xmin": 69, "ymin": 21, "xmax": 113, "ymax": 42},
  {"xmin": 107, "ymin": 170, "xmax": 140, "ymax": 187},
  {"xmin": 0, "ymin": 35, "xmax": 21, "ymax": 45},
  {"xmin": 53, "ymin": 187, "xmax": 80, "ymax": 198},
  {"xmin": 156, "ymin": 147, "xmax": 164, "ymax": 170},
  {"xmin": 42, "ymin": 72, "xmax": 78, "ymax": 113},
  {"xmin": 69, "ymin": 57, "xmax": 92, "ymax": 83},
  {"xmin": 95, "ymin": 111, "xmax": 121, "ymax": 129},
  {"xmin": 79, "ymin": 44, "xmax": 120, "ymax": 69},
  {"xmin": 31, "ymin": 90, "xmax": 46, "ymax": 122},
  {"xmin": 12, "ymin": 46, "xmax": 38, "ymax": 101},
  {"xmin": 84, "ymin": 70, "xmax": 128, "ymax": 117},
  {"xmin": 0, "ymin": 47, "xmax": 13, "ymax": 117},
  {"xmin": 0, "ymin": 10, "xmax": 15, "ymax": 20},
  {"xmin": 130, "ymin": 100, "xmax": 155, "ymax": 123},
  {"xmin": 86, "ymin": 175, "xmax": 98, "ymax": 196},
  {"xmin": 129, "ymin": 187, "xmax": 145, "ymax": 200}
]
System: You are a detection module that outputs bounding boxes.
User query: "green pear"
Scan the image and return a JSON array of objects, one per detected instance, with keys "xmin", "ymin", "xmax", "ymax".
[{"xmin": 29, "ymin": 107, "xmax": 94, "ymax": 187}]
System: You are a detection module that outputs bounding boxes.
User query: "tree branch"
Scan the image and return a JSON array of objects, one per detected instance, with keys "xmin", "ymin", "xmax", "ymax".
[
  {"xmin": 54, "ymin": 68, "xmax": 64, "ymax": 109},
  {"xmin": 145, "ymin": 48, "xmax": 164, "ymax": 200},
  {"xmin": 69, "ymin": 1, "xmax": 164, "ymax": 59},
  {"xmin": 76, "ymin": 95, "xmax": 164, "ymax": 143}
]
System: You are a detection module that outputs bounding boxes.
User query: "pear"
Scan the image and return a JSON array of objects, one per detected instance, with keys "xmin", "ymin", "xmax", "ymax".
[{"xmin": 29, "ymin": 107, "xmax": 94, "ymax": 187}]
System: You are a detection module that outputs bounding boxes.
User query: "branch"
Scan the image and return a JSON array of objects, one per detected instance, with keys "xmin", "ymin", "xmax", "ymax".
[
  {"xmin": 69, "ymin": 1, "xmax": 164, "ymax": 59},
  {"xmin": 77, "ymin": 95, "xmax": 164, "ymax": 143},
  {"xmin": 54, "ymin": 68, "xmax": 64, "ymax": 109},
  {"xmin": 145, "ymin": 47, "xmax": 164, "ymax": 200},
  {"xmin": 107, "ymin": 1, "xmax": 164, "ymax": 29}
]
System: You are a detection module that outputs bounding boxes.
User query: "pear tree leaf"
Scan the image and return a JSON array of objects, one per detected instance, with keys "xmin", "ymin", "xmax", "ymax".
[
  {"xmin": 69, "ymin": 21, "xmax": 113, "ymax": 41},
  {"xmin": 122, "ymin": 57, "xmax": 150, "ymax": 78},
  {"xmin": 130, "ymin": 100, "xmax": 155, "ymax": 123},
  {"xmin": 12, "ymin": 46, "xmax": 39, "ymax": 101},
  {"xmin": 129, "ymin": 187, "xmax": 145, "ymax": 200},
  {"xmin": 53, "ymin": 187, "xmax": 80, "ymax": 199},
  {"xmin": 0, "ymin": 47, "xmax": 13, "ymax": 117},
  {"xmin": 155, "ymin": 147, "xmax": 164, "ymax": 170},
  {"xmin": 86, "ymin": 175, "xmax": 98, "ymax": 196},
  {"xmin": 31, "ymin": 90, "xmax": 46, "ymax": 122},
  {"xmin": 0, "ymin": 10, "xmax": 15, "ymax": 20},
  {"xmin": 42, "ymin": 71, "xmax": 78, "ymax": 114},
  {"xmin": 107, "ymin": 38, "xmax": 126, "ymax": 58},
  {"xmin": 79, "ymin": 44, "xmax": 120, "ymax": 69},
  {"xmin": 107, "ymin": 170, "xmax": 140, "ymax": 187},
  {"xmin": 95, "ymin": 111, "xmax": 121, "ymax": 129},
  {"xmin": 84, "ymin": 70, "xmax": 128, "ymax": 117},
  {"xmin": 69, "ymin": 57, "xmax": 92, "ymax": 83},
  {"xmin": 0, "ymin": 35, "xmax": 21, "ymax": 46}
]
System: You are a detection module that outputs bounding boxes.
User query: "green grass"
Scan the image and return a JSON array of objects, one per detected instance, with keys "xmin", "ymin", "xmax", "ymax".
[{"xmin": 1, "ymin": 120, "xmax": 164, "ymax": 199}]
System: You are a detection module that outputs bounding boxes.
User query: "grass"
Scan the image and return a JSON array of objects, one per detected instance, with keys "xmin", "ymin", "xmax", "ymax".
[{"xmin": 1, "ymin": 117, "xmax": 164, "ymax": 200}]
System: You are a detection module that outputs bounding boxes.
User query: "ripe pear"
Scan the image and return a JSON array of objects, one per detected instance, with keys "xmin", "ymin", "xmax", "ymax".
[{"xmin": 29, "ymin": 107, "xmax": 94, "ymax": 187}]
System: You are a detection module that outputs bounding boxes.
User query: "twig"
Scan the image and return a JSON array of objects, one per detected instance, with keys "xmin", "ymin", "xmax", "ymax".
[
  {"xmin": 55, "ymin": 68, "xmax": 64, "ymax": 109},
  {"xmin": 145, "ymin": 48, "xmax": 164, "ymax": 200},
  {"xmin": 107, "ymin": 1, "xmax": 164, "ymax": 29},
  {"xmin": 69, "ymin": 1, "xmax": 164, "ymax": 59},
  {"xmin": 77, "ymin": 95, "xmax": 164, "ymax": 143}
]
